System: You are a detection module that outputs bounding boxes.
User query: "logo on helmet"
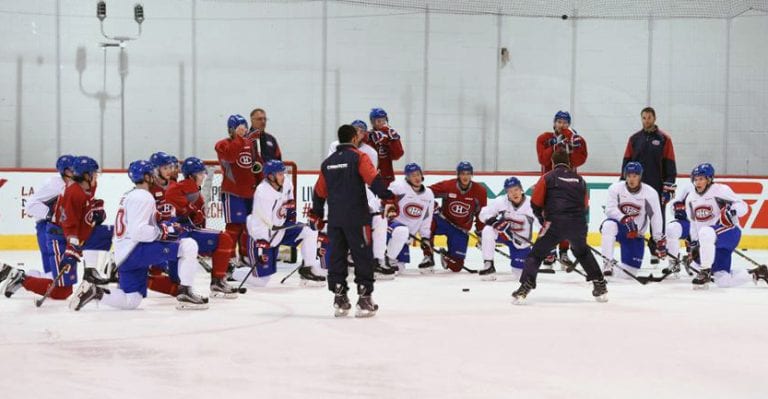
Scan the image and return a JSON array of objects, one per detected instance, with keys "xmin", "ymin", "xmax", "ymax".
[
  {"xmin": 449, "ymin": 202, "xmax": 471, "ymax": 217},
  {"xmin": 619, "ymin": 203, "xmax": 641, "ymax": 217},
  {"xmin": 404, "ymin": 203, "xmax": 424, "ymax": 218},
  {"xmin": 237, "ymin": 151, "xmax": 253, "ymax": 168},
  {"xmin": 694, "ymin": 205, "xmax": 714, "ymax": 221}
]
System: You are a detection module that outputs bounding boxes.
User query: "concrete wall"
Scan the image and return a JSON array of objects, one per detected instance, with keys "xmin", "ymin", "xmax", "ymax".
[{"xmin": 1, "ymin": 0, "xmax": 766, "ymax": 174}]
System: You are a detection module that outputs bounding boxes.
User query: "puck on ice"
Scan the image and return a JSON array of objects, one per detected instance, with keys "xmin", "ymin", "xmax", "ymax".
[{"xmin": 462, "ymin": 288, "xmax": 470, "ymax": 292}]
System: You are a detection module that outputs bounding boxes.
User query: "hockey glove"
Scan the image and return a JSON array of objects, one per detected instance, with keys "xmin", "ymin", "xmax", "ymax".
[
  {"xmin": 160, "ymin": 222, "xmax": 184, "ymax": 241},
  {"xmin": 284, "ymin": 199, "xmax": 297, "ymax": 223},
  {"xmin": 662, "ymin": 183, "xmax": 676, "ymax": 207},
  {"xmin": 317, "ymin": 232, "xmax": 329, "ymax": 258},
  {"xmin": 60, "ymin": 239, "xmax": 83, "ymax": 276},
  {"xmin": 189, "ymin": 207, "xmax": 206, "ymax": 228},
  {"xmin": 719, "ymin": 203, "xmax": 739, "ymax": 228},
  {"xmin": 673, "ymin": 201, "xmax": 687, "ymax": 221},
  {"xmin": 621, "ymin": 215, "xmax": 639, "ymax": 239},
  {"xmin": 654, "ymin": 237, "xmax": 668, "ymax": 259},
  {"xmin": 308, "ymin": 210, "xmax": 325, "ymax": 231},
  {"xmin": 85, "ymin": 199, "xmax": 106, "ymax": 226},
  {"xmin": 255, "ymin": 239, "xmax": 271, "ymax": 265},
  {"xmin": 370, "ymin": 130, "xmax": 390, "ymax": 146},
  {"xmin": 381, "ymin": 198, "xmax": 400, "ymax": 220}
]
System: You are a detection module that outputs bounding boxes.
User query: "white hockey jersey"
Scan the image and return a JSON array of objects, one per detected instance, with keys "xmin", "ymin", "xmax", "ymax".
[
  {"xmin": 390, "ymin": 180, "xmax": 434, "ymax": 238},
  {"xmin": 247, "ymin": 178, "xmax": 295, "ymax": 246},
  {"xmin": 25, "ymin": 176, "xmax": 67, "ymax": 221},
  {"xmin": 114, "ymin": 188, "xmax": 162, "ymax": 265},
  {"xmin": 478, "ymin": 195, "xmax": 537, "ymax": 248},
  {"xmin": 603, "ymin": 181, "xmax": 663, "ymax": 240},
  {"xmin": 327, "ymin": 140, "xmax": 380, "ymax": 213},
  {"xmin": 685, "ymin": 183, "xmax": 748, "ymax": 240}
]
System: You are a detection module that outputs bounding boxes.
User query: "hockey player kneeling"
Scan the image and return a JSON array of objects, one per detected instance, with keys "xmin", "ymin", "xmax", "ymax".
[
  {"xmin": 70, "ymin": 160, "xmax": 209, "ymax": 311},
  {"xmin": 478, "ymin": 177, "xmax": 537, "ymax": 281},
  {"xmin": 238, "ymin": 160, "xmax": 326, "ymax": 287},
  {"xmin": 384, "ymin": 163, "xmax": 435, "ymax": 276},
  {"xmin": 685, "ymin": 163, "xmax": 768, "ymax": 289},
  {"xmin": 600, "ymin": 162, "xmax": 667, "ymax": 278}
]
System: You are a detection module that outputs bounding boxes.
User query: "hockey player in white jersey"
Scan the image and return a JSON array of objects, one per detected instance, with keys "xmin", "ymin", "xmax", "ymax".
[
  {"xmin": 685, "ymin": 163, "xmax": 767, "ymax": 288},
  {"xmin": 384, "ymin": 163, "xmax": 435, "ymax": 275},
  {"xmin": 664, "ymin": 178, "xmax": 694, "ymax": 275},
  {"xmin": 600, "ymin": 162, "xmax": 667, "ymax": 277},
  {"xmin": 477, "ymin": 177, "xmax": 537, "ymax": 281},
  {"xmin": 325, "ymin": 120, "xmax": 388, "ymax": 275},
  {"xmin": 69, "ymin": 160, "xmax": 208, "ymax": 311},
  {"xmin": 237, "ymin": 160, "xmax": 325, "ymax": 287}
]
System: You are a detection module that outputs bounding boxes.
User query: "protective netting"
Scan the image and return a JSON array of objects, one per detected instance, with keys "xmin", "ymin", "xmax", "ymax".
[{"xmin": 337, "ymin": 0, "xmax": 768, "ymax": 18}]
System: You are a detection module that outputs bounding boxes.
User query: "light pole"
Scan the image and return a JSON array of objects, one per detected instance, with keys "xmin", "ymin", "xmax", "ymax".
[{"xmin": 96, "ymin": 1, "xmax": 144, "ymax": 168}]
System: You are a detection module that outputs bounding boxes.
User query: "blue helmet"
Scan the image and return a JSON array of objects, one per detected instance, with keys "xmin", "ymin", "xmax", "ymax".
[
  {"xmin": 623, "ymin": 161, "xmax": 644, "ymax": 177},
  {"xmin": 404, "ymin": 162, "xmax": 423, "ymax": 176},
  {"xmin": 369, "ymin": 108, "xmax": 388, "ymax": 122},
  {"xmin": 71, "ymin": 156, "xmax": 99, "ymax": 178},
  {"xmin": 504, "ymin": 177, "xmax": 522, "ymax": 190},
  {"xmin": 181, "ymin": 157, "xmax": 206, "ymax": 178},
  {"xmin": 128, "ymin": 160, "xmax": 155, "ymax": 184},
  {"xmin": 263, "ymin": 159, "xmax": 286, "ymax": 176},
  {"xmin": 351, "ymin": 119, "xmax": 368, "ymax": 131},
  {"xmin": 227, "ymin": 114, "xmax": 248, "ymax": 131},
  {"xmin": 456, "ymin": 161, "xmax": 474, "ymax": 174},
  {"xmin": 150, "ymin": 151, "xmax": 176, "ymax": 169},
  {"xmin": 554, "ymin": 110, "xmax": 571, "ymax": 124},
  {"xmin": 691, "ymin": 163, "xmax": 715, "ymax": 182},
  {"xmin": 55, "ymin": 154, "xmax": 76, "ymax": 175}
]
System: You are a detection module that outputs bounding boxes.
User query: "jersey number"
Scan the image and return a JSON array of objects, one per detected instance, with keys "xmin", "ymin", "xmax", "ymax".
[{"xmin": 115, "ymin": 208, "xmax": 126, "ymax": 238}]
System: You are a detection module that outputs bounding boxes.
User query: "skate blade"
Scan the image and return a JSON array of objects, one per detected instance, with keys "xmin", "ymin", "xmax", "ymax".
[
  {"xmin": 594, "ymin": 294, "xmax": 608, "ymax": 303},
  {"xmin": 480, "ymin": 274, "xmax": 497, "ymax": 281},
  {"xmin": 300, "ymin": 279, "xmax": 326, "ymax": 288},
  {"xmin": 374, "ymin": 273, "xmax": 395, "ymax": 281},
  {"xmin": 210, "ymin": 291, "xmax": 239, "ymax": 299},
  {"xmin": 355, "ymin": 308, "xmax": 377, "ymax": 318},
  {"xmin": 418, "ymin": 267, "xmax": 434, "ymax": 275},
  {"xmin": 334, "ymin": 307, "xmax": 350, "ymax": 317},
  {"xmin": 692, "ymin": 284, "xmax": 709, "ymax": 291},
  {"xmin": 176, "ymin": 302, "xmax": 210, "ymax": 310},
  {"xmin": 512, "ymin": 296, "xmax": 527, "ymax": 305}
]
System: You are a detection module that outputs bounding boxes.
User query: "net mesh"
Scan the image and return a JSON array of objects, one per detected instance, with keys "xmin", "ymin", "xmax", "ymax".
[
  {"xmin": 201, "ymin": 160, "xmax": 298, "ymax": 232},
  {"xmin": 336, "ymin": 0, "xmax": 768, "ymax": 19}
]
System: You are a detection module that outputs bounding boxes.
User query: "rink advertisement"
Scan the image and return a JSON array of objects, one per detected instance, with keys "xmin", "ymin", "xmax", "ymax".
[{"xmin": 2, "ymin": 170, "xmax": 768, "ymax": 249}]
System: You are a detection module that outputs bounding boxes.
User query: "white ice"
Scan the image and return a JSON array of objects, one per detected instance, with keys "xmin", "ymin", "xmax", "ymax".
[{"xmin": 1, "ymin": 247, "xmax": 766, "ymax": 399}]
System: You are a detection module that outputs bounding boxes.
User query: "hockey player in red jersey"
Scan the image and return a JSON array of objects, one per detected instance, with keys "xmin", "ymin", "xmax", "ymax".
[
  {"xmin": 149, "ymin": 151, "xmax": 178, "ymax": 222},
  {"xmin": 3, "ymin": 156, "xmax": 113, "ymax": 300},
  {"xmin": 165, "ymin": 157, "xmax": 238, "ymax": 297},
  {"xmin": 535, "ymin": 111, "xmax": 587, "ymax": 269},
  {"xmin": 215, "ymin": 114, "xmax": 260, "ymax": 265},
  {"xmin": 367, "ymin": 107, "xmax": 404, "ymax": 186},
  {"xmin": 428, "ymin": 161, "xmax": 487, "ymax": 272}
]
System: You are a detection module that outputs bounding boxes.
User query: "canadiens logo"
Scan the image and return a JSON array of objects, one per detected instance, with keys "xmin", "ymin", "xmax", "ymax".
[
  {"xmin": 403, "ymin": 203, "xmax": 424, "ymax": 218},
  {"xmin": 651, "ymin": 140, "xmax": 661, "ymax": 146},
  {"xmin": 449, "ymin": 202, "xmax": 471, "ymax": 217},
  {"xmin": 237, "ymin": 151, "xmax": 253, "ymax": 169},
  {"xmin": 619, "ymin": 203, "xmax": 641, "ymax": 216},
  {"xmin": 508, "ymin": 217, "xmax": 525, "ymax": 231},
  {"xmin": 694, "ymin": 205, "xmax": 714, "ymax": 221}
]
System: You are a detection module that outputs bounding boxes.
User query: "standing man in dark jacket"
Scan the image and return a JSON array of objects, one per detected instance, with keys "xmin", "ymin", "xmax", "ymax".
[
  {"xmin": 622, "ymin": 107, "xmax": 677, "ymax": 264},
  {"xmin": 511, "ymin": 151, "xmax": 607, "ymax": 304},
  {"xmin": 310, "ymin": 125, "xmax": 396, "ymax": 318}
]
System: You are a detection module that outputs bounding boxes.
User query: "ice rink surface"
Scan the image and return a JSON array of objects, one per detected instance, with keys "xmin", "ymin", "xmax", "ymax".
[{"xmin": 1, "ymin": 248, "xmax": 766, "ymax": 399}]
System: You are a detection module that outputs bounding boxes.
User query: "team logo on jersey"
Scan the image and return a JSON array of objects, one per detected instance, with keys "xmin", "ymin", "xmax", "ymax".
[
  {"xmin": 694, "ymin": 205, "xmax": 714, "ymax": 221},
  {"xmin": 619, "ymin": 202, "xmax": 641, "ymax": 217},
  {"xmin": 403, "ymin": 203, "xmax": 425, "ymax": 218},
  {"xmin": 236, "ymin": 151, "xmax": 253, "ymax": 169},
  {"xmin": 449, "ymin": 202, "xmax": 471, "ymax": 217},
  {"xmin": 652, "ymin": 140, "xmax": 660, "ymax": 146},
  {"xmin": 507, "ymin": 217, "xmax": 526, "ymax": 231}
]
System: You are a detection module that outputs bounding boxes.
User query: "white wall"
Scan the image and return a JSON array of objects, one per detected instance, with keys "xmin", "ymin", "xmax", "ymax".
[{"xmin": 0, "ymin": 1, "xmax": 766, "ymax": 174}]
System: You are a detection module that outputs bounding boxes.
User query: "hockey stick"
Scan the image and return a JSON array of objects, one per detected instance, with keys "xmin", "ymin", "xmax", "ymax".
[
  {"xmin": 479, "ymin": 230, "xmax": 583, "ymax": 277},
  {"xmin": 733, "ymin": 248, "xmax": 767, "ymax": 269},
  {"xmin": 584, "ymin": 245, "xmax": 660, "ymax": 285},
  {"xmin": 409, "ymin": 234, "xmax": 477, "ymax": 273},
  {"xmin": 236, "ymin": 207, "xmax": 279, "ymax": 292},
  {"xmin": 34, "ymin": 264, "xmax": 71, "ymax": 308},
  {"xmin": 197, "ymin": 256, "xmax": 213, "ymax": 273}
]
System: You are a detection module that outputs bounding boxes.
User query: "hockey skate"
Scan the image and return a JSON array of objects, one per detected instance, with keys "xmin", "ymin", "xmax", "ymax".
[
  {"xmin": 104, "ymin": 260, "xmax": 119, "ymax": 283},
  {"xmin": 592, "ymin": 278, "xmax": 608, "ymax": 302},
  {"xmin": 69, "ymin": 280, "xmax": 105, "ymax": 311},
  {"xmin": 4, "ymin": 268, "xmax": 25, "ymax": 298},
  {"xmin": 84, "ymin": 267, "xmax": 111, "ymax": 286},
  {"xmin": 511, "ymin": 281, "xmax": 534, "ymax": 305},
  {"xmin": 176, "ymin": 285, "xmax": 209, "ymax": 310},
  {"xmin": 542, "ymin": 251, "xmax": 556, "ymax": 267},
  {"xmin": 298, "ymin": 263, "xmax": 326, "ymax": 287},
  {"xmin": 650, "ymin": 255, "xmax": 660, "ymax": 266},
  {"xmin": 210, "ymin": 277, "xmax": 239, "ymax": 298},
  {"xmin": 558, "ymin": 250, "xmax": 576, "ymax": 271},
  {"xmin": 603, "ymin": 259, "xmax": 616, "ymax": 277},
  {"xmin": 418, "ymin": 255, "xmax": 435, "ymax": 274},
  {"xmin": 479, "ymin": 260, "xmax": 496, "ymax": 281},
  {"xmin": 662, "ymin": 258, "xmax": 681, "ymax": 278},
  {"xmin": 0, "ymin": 263, "xmax": 12, "ymax": 285},
  {"xmin": 355, "ymin": 295, "xmax": 379, "ymax": 318},
  {"xmin": 333, "ymin": 285, "xmax": 351, "ymax": 317},
  {"xmin": 749, "ymin": 265, "xmax": 768, "ymax": 285},
  {"xmin": 692, "ymin": 268, "xmax": 712, "ymax": 290},
  {"xmin": 374, "ymin": 258, "xmax": 396, "ymax": 280}
]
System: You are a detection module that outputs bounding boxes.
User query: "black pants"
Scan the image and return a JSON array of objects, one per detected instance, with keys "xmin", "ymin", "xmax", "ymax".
[
  {"xmin": 327, "ymin": 223, "xmax": 375, "ymax": 295},
  {"xmin": 521, "ymin": 218, "xmax": 603, "ymax": 287}
]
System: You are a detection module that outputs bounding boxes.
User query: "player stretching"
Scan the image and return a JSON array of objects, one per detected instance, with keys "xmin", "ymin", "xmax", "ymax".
[
  {"xmin": 165, "ymin": 157, "xmax": 238, "ymax": 297},
  {"xmin": 429, "ymin": 161, "xmax": 487, "ymax": 273},
  {"xmin": 4, "ymin": 156, "xmax": 112, "ymax": 300},
  {"xmin": 383, "ymin": 163, "xmax": 435, "ymax": 275},
  {"xmin": 600, "ymin": 162, "xmax": 666, "ymax": 277},
  {"xmin": 477, "ymin": 177, "xmax": 537, "ymax": 281},
  {"xmin": 69, "ymin": 160, "xmax": 208, "ymax": 311},
  {"xmin": 367, "ymin": 108, "xmax": 404, "ymax": 186}
]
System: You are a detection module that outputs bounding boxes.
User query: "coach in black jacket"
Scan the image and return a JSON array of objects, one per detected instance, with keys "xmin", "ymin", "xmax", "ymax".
[{"xmin": 310, "ymin": 124, "xmax": 395, "ymax": 317}]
